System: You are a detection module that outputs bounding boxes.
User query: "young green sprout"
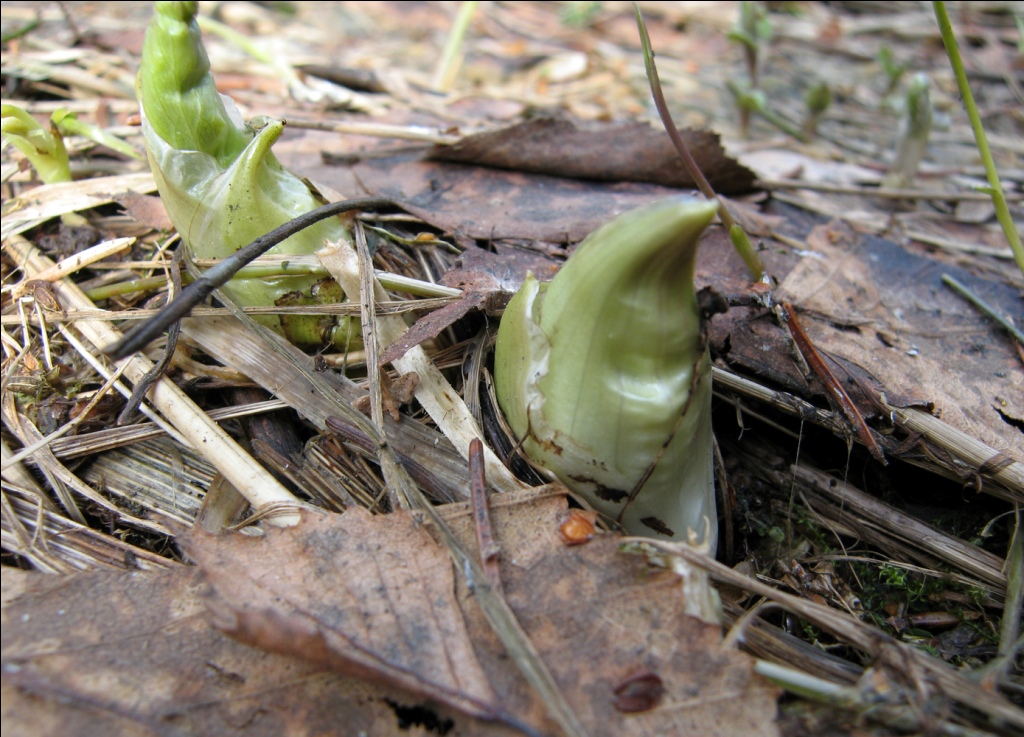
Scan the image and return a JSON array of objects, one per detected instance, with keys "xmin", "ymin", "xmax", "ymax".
[
  {"xmin": 884, "ymin": 73, "xmax": 932, "ymax": 189},
  {"xmin": 2, "ymin": 103, "xmax": 71, "ymax": 184},
  {"xmin": 51, "ymin": 108, "xmax": 142, "ymax": 161},
  {"xmin": 878, "ymin": 46, "xmax": 907, "ymax": 103},
  {"xmin": 494, "ymin": 197, "xmax": 720, "ymax": 553},
  {"xmin": 802, "ymin": 80, "xmax": 831, "ymax": 139},
  {"xmin": 727, "ymin": 0, "xmax": 772, "ymax": 138},
  {"xmin": 137, "ymin": 1, "xmax": 356, "ymax": 348}
]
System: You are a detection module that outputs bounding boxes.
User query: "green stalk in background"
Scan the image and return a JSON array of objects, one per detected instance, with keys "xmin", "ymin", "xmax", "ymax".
[
  {"xmin": 51, "ymin": 108, "xmax": 142, "ymax": 160},
  {"xmin": 431, "ymin": 1, "xmax": 478, "ymax": 92},
  {"xmin": 137, "ymin": 1, "xmax": 358, "ymax": 348},
  {"xmin": 495, "ymin": 197, "xmax": 720, "ymax": 552},
  {"xmin": 933, "ymin": 1, "xmax": 1024, "ymax": 277}
]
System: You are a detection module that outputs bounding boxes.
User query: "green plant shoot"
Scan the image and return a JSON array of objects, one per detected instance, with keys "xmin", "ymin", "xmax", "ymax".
[
  {"xmin": 2, "ymin": 103, "xmax": 71, "ymax": 184},
  {"xmin": 495, "ymin": 197, "xmax": 720, "ymax": 552},
  {"xmin": 137, "ymin": 1, "xmax": 357, "ymax": 347}
]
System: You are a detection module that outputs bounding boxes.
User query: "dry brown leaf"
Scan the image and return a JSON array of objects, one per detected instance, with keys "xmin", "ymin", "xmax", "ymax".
[
  {"xmin": 111, "ymin": 191, "xmax": 174, "ymax": 231},
  {"xmin": 779, "ymin": 220, "xmax": 1024, "ymax": 466},
  {"xmin": 443, "ymin": 492, "xmax": 780, "ymax": 737},
  {"xmin": 184, "ymin": 507, "xmax": 514, "ymax": 728},
  {"xmin": 428, "ymin": 117, "xmax": 756, "ymax": 194},
  {"xmin": 1, "ymin": 567, "xmax": 449, "ymax": 737},
  {"xmin": 353, "ymin": 156, "xmax": 696, "ymax": 242},
  {"xmin": 2, "ymin": 491, "xmax": 779, "ymax": 737},
  {"xmin": 187, "ymin": 492, "xmax": 779, "ymax": 737}
]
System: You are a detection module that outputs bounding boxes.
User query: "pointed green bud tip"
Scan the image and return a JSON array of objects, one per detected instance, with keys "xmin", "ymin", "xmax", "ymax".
[{"xmin": 495, "ymin": 196, "xmax": 720, "ymax": 552}]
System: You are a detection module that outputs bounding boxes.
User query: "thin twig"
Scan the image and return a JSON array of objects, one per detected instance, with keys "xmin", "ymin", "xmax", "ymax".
[
  {"xmin": 118, "ymin": 251, "xmax": 183, "ymax": 424},
  {"xmin": 779, "ymin": 302, "xmax": 887, "ymax": 465},
  {"xmin": 469, "ymin": 438, "xmax": 503, "ymax": 593},
  {"xmin": 633, "ymin": 3, "xmax": 766, "ymax": 281}
]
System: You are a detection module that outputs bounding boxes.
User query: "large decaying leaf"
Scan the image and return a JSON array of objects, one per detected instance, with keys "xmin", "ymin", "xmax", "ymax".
[
  {"xmin": 2, "ymin": 493, "xmax": 780, "ymax": 737},
  {"xmin": 0, "ymin": 567, "xmax": 450, "ymax": 737},
  {"xmin": 186, "ymin": 507, "xmax": 510, "ymax": 727},
  {"xmin": 190, "ymin": 492, "xmax": 778, "ymax": 736}
]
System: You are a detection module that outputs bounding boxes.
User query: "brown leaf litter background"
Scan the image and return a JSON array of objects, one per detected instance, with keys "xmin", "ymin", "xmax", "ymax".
[{"xmin": 2, "ymin": 2, "xmax": 1022, "ymax": 737}]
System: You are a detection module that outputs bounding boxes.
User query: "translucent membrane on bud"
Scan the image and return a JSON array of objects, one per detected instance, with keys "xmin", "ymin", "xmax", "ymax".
[
  {"xmin": 495, "ymin": 197, "xmax": 719, "ymax": 553},
  {"xmin": 138, "ymin": 1, "xmax": 354, "ymax": 346}
]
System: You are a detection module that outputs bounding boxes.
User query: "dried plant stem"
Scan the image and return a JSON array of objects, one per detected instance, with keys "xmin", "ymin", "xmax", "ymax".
[
  {"xmin": 1, "ymin": 437, "xmax": 46, "ymax": 496},
  {"xmin": 779, "ymin": 303, "xmax": 886, "ymax": 465},
  {"xmin": 753, "ymin": 661, "xmax": 993, "ymax": 737},
  {"xmin": 287, "ymin": 118, "xmax": 462, "ymax": 145},
  {"xmin": 5, "ymin": 235, "xmax": 302, "ymax": 526},
  {"xmin": 887, "ymin": 404, "xmax": 1024, "ymax": 500},
  {"xmin": 714, "ymin": 366, "xmax": 1024, "ymax": 505},
  {"xmin": 933, "ymin": 1, "xmax": 1024, "ymax": 277},
  {"xmin": 787, "ymin": 463, "xmax": 1006, "ymax": 592},
  {"xmin": 635, "ymin": 539, "xmax": 1024, "ymax": 732},
  {"xmin": 7, "ymin": 237, "xmax": 133, "ymax": 298}
]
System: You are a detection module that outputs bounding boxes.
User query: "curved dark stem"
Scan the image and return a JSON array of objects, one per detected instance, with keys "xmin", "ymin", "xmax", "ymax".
[
  {"xmin": 104, "ymin": 196, "xmax": 397, "ymax": 360},
  {"xmin": 118, "ymin": 249, "xmax": 184, "ymax": 424}
]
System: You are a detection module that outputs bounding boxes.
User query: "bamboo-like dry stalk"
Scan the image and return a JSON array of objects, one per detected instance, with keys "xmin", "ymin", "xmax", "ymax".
[
  {"xmin": 5, "ymin": 234, "xmax": 302, "ymax": 526},
  {"xmin": 888, "ymin": 403, "xmax": 1024, "ymax": 498}
]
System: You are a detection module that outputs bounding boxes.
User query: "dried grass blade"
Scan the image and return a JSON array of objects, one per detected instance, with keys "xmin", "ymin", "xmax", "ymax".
[
  {"xmin": 1, "ymin": 172, "xmax": 155, "ymax": 239},
  {"xmin": 1, "ymin": 486, "xmax": 175, "ymax": 572},
  {"xmin": 4, "ymin": 235, "xmax": 302, "ymax": 526},
  {"xmin": 179, "ymin": 313, "xmax": 470, "ymax": 503},
  {"xmin": 318, "ymin": 233, "xmax": 522, "ymax": 493}
]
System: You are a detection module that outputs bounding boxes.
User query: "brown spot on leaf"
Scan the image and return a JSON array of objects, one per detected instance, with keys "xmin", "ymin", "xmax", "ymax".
[
  {"xmin": 641, "ymin": 516, "xmax": 675, "ymax": 537},
  {"xmin": 593, "ymin": 485, "xmax": 628, "ymax": 503},
  {"xmin": 613, "ymin": 670, "xmax": 665, "ymax": 713}
]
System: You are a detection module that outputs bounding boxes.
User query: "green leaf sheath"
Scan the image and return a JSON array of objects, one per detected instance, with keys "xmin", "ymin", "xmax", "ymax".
[
  {"xmin": 495, "ymin": 197, "xmax": 719, "ymax": 551},
  {"xmin": 138, "ymin": 1, "xmax": 355, "ymax": 346}
]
